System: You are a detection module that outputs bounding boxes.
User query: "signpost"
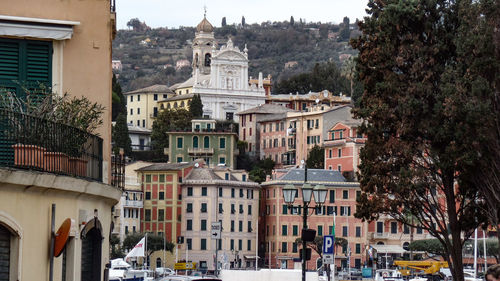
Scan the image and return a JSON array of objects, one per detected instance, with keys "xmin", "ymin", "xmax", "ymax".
[
  {"xmin": 211, "ymin": 222, "xmax": 221, "ymax": 239},
  {"xmin": 211, "ymin": 222, "xmax": 221, "ymax": 276},
  {"xmin": 323, "ymin": 235, "xmax": 335, "ymax": 264}
]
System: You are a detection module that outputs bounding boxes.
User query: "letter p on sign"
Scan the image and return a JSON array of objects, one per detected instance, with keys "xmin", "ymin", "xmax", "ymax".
[{"xmin": 323, "ymin": 235, "xmax": 334, "ymax": 255}]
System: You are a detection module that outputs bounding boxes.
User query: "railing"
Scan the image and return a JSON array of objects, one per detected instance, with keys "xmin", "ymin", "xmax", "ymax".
[
  {"xmin": 188, "ymin": 148, "xmax": 214, "ymax": 155},
  {"xmin": 124, "ymin": 199, "xmax": 143, "ymax": 208},
  {"xmin": 372, "ymin": 232, "xmax": 389, "ymax": 239},
  {"xmin": 111, "ymin": 154, "xmax": 125, "ymax": 189},
  {"xmin": 0, "ymin": 109, "xmax": 103, "ymax": 182}
]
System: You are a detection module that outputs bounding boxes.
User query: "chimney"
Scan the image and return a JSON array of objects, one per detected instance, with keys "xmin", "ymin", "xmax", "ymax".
[{"xmin": 258, "ymin": 72, "xmax": 263, "ymax": 89}]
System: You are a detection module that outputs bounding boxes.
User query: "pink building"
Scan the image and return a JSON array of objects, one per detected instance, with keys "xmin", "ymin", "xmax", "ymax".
[
  {"xmin": 324, "ymin": 120, "xmax": 366, "ymax": 179},
  {"xmin": 258, "ymin": 115, "xmax": 288, "ymax": 166},
  {"xmin": 260, "ymin": 169, "xmax": 368, "ymax": 270}
]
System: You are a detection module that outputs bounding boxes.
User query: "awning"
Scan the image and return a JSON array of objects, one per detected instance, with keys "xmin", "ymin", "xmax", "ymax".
[
  {"xmin": 0, "ymin": 15, "xmax": 80, "ymax": 40},
  {"xmin": 276, "ymin": 256, "xmax": 293, "ymax": 260},
  {"xmin": 244, "ymin": 255, "xmax": 260, "ymax": 259},
  {"xmin": 370, "ymin": 244, "xmax": 406, "ymax": 255}
]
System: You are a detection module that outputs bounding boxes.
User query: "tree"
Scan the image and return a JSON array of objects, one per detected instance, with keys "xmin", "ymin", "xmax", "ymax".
[
  {"xmin": 241, "ymin": 16, "xmax": 246, "ymax": 27},
  {"xmin": 351, "ymin": 1, "xmax": 496, "ymax": 281},
  {"xmin": 110, "ymin": 234, "xmax": 124, "ymax": 259},
  {"xmin": 112, "ymin": 74, "xmax": 126, "ymax": 121},
  {"xmin": 221, "ymin": 17, "xmax": 227, "ymax": 27},
  {"xmin": 340, "ymin": 56, "xmax": 356, "ymax": 99},
  {"xmin": 306, "ymin": 145, "xmax": 324, "ymax": 169},
  {"xmin": 112, "ymin": 113, "xmax": 132, "ymax": 156},
  {"xmin": 151, "ymin": 108, "xmax": 192, "ymax": 150},
  {"xmin": 122, "ymin": 233, "xmax": 175, "ymax": 255},
  {"xmin": 409, "ymin": 239, "xmax": 447, "ymax": 257},
  {"xmin": 189, "ymin": 94, "xmax": 203, "ymax": 118},
  {"xmin": 290, "ymin": 16, "xmax": 295, "ymax": 26},
  {"xmin": 249, "ymin": 157, "xmax": 275, "ymax": 183},
  {"xmin": 339, "ymin": 16, "xmax": 350, "ymax": 41}
]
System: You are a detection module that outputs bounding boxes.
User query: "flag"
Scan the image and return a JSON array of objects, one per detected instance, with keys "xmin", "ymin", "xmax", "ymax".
[{"xmin": 125, "ymin": 237, "xmax": 146, "ymax": 261}]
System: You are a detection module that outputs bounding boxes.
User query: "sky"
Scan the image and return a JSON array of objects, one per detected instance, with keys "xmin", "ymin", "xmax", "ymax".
[{"xmin": 116, "ymin": 0, "xmax": 370, "ymax": 30}]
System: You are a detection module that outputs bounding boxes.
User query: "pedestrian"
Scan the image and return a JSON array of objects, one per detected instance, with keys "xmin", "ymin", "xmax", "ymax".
[{"xmin": 486, "ymin": 264, "xmax": 500, "ymax": 281}]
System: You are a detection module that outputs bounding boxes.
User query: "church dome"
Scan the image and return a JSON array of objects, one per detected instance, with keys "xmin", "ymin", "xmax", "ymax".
[{"xmin": 196, "ymin": 17, "xmax": 214, "ymax": 33}]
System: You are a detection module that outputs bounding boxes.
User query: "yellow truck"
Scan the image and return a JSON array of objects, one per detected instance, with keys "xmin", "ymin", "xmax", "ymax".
[{"xmin": 393, "ymin": 260, "xmax": 449, "ymax": 281}]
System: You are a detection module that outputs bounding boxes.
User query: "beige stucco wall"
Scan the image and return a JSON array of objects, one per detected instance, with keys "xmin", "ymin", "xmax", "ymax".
[
  {"xmin": 125, "ymin": 92, "xmax": 159, "ymax": 130},
  {"xmin": 2, "ymin": 0, "xmax": 115, "ymax": 183},
  {"xmin": 0, "ymin": 169, "xmax": 121, "ymax": 281}
]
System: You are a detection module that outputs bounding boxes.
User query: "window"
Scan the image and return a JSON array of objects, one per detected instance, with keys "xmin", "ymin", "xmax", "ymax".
[
  {"xmin": 125, "ymin": 226, "xmax": 128, "ymax": 234},
  {"xmin": 187, "ymin": 239, "xmax": 192, "ymax": 250},
  {"xmin": 318, "ymin": 225, "xmax": 323, "ymax": 236},
  {"xmin": 159, "ymin": 192, "xmax": 164, "ymax": 200},
  {"xmin": 292, "ymin": 242, "xmax": 298, "ymax": 253},
  {"xmin": 250, "ymin": 128, "xmax": 252, "ymax": 136},
  {"xmin": 329, "ymin": 190, "xmax": 335, "ymax": 203},
  {"xmin": 193, "ymin": 136, "xmax": 199, "ymax": 148},
  {"xmin": 238, "ymin": 239, "xmax": 242, "ymax": 251},
  {"xmin": 137, "ymin": 108, "xmax": 140, "ymax": 114},
  {"xmin": 391, "ymin": 222, "xmax": 398, "ymax": 234},
  {"xmin": 242, "ymin": 174, "xmax": 246, "ymax": 182},
  {"xmin": 340, "ymin": 206, "xmax": 351, "ymax": 216},
  {"xmin": 282, "ymin": 225, "xmax": 288, "ymax": 235},
  {"xmin": 231, "ymin": 188, "xmax": 235, "ymax": 198},
  {"xmin": 154, "ymin": 94, "xmax": 158, "ymax": 101},
  {"xmin": 145, "ymin": 209, "xmax": 151, "ymax": 221},
  {"xmin": 219, "ymin": 157, "xmax": 225, "ymax": 164},
  {"xmin": 137, "ymin": 95, "xmax": 141, "ymax": 101},
  {"xmin": 137, "ymin": 120, "xmax": 140, "ymax": 126},
  {"xmin": 248, "ymin": 221, "xmax": 252, "ymax": 232},
  {"xmin": 356, "ymin": 243, "xmax": 361, "ymax": 254},
  {"xmin": 186, "ymin": 203, "xmax": 192, "ymax": 213},
  {"xmin": 356, "ymin": 226, "xmax": 361, "ymax": 237},
  {"xmin": 145, "ymin": 192, "xmax": 151, "ymax": 200},
  {"xmin": 153, "ymin": 107, "xmax": 158, "ymax": 117},
  {"xmin": 338, "ymin": 149, "xmax": 342, "ymax": 158},
  {"xmin": 343, "ymin": 190, "xmax": 349, "ymax": 199},
  {"xmin": 342, "ymin": 226, "xmax": 348, "ymax": 237},
  {"xmin": 293, "ymin": 225, "xmax": 298, "ymax": 236},
  {"xmin": 248, "ymin": 205, "xmax": 252, "ymax": 215},
  {"xmin": 230, "ymin": 239, "xmax": 234, "ymax": 250},
  {"xmin": 231, "ymin": 204, "xmax": 235, "ymax": 214},
  {"xmin": 356, "ymin": 191, "xmax": 361, "ymax": 200},
  {"xmin": 376, "ymin": 221, "xmax": 384, "ymax": 233},
  {"xmin": 201, "ymin": 203, "xmax": 207, "ymax": 212},
  {"xmin": 145, "ymin": 175, "xmax": 152, "ymax": 183},
  {"xmin": 158, "ymin": 209, "xmax": 164, "ymax": 221},
  {"xmin": 329, "ymin": 149, "xmax": 332, "ymax": 158},
  {"xmin": 130, "ymin": 108, "xmax": 133, "ymax": 115},
  {"xmin": 416, "ymin": 227, "xmax": 423, "ymax": 234},
  {"xmin": 201, "ymin": 220, "xmax": 207, "ymax": 231},
  {"xmin": 177, "ymin": 137, "xmax": 183, "ymax": 148},
  {"xmin": 202, "ymin": 187, "xmax": 207, "ymax": 196},
  {"xmin": 281, "ymin": 242, "xmax": 288, "ymax": 253},
  {"xmin": 239, "ymin": 189, "xmax": 244, "ymax": 198},
  {"xmin": 187, "ymin": 187, "xmax": 193, "ymax": 196},
  {"xmin": 220, "ymin": 137, "xmax": 226, "ymax": 149},
  {"xmin": 231, "ymin": 221, "xmax": 235, "ymax": 232},
  {"xmin": 201, "ymin": 239, "xmax": 207, "ymax": 250},
  {"xmin": 204, "ymin": 136, "xmax": 209, "ymax": 148},
  {"xmin": 159, "ymin": 174, "xmax": 165, "ymax": 182},
  {"xmin": 219, "ymin": 187, "xmax": 223, "ymax": 197},
  {"xmin": 187, "ymin": 220, "xmax": 192, "ymax": 231},
  {"xmin": 177, "ymin": 157, "xmax": 183, "ymax": 163},
  {"xmin": 338, "ymin": 165, "xmax": 342, "ymax": 172},
  {"xmin": 247, "ymin": 240, "xmax": 251, "ymax": 251},
  {"xmin": 219, "ymin": 203, "xmax": 223, "ymax": 213},
  {"xmin": 239, "ymin": 204, "xmax": 243, "ymax": 214},
  {"xmin": 404, "ymin": 224, "xmax": 410, "ymax": 234},
  {"xmin": 282, "ymin": 205, "xmax": 288, "ymax": 215},
  {"xmin": 130, "ymin": 96, "xmax": 133, "ymax": 102},
  {"xmin": 239, "ymin": 221, "xmax": 243, "ymax": 232}
]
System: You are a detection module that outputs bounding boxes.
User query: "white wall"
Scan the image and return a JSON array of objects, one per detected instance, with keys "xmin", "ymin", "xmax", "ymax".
[{"xmin": 220, "ymin": 269, "xmax": 320, "ymax": 281}]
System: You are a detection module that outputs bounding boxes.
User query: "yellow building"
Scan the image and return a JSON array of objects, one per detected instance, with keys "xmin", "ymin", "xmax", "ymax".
[
  {"xmin": 0, "ymin": 0, "xmax": 121, "ymax": 281},
  {"xmin": 124, "ymin": 84, "xmax": 175, "ymax": 130}
]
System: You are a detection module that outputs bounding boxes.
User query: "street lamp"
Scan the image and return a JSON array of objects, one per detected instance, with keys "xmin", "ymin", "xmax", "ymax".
[{"xmin": 282, "ymin": 168, "xmax": 327, "ymax": 281}]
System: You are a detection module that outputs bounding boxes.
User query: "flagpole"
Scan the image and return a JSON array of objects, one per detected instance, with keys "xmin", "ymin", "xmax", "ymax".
[
  {"xmin": 145, "ymin": 233, "xmax": 148, "ymax": 270},
  {"xmin": 332, "ymin": 212, "xmax": 336, "ymax": 281}
]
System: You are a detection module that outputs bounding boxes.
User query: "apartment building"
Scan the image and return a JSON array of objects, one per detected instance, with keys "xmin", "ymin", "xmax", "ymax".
[{"xmin": 180, "ymin": 165, "xmax": 260, "ymax": 271}]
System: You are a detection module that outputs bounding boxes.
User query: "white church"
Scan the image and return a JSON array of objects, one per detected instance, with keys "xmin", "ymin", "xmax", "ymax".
[{"xmin": 173, "ymin": 16, "xmax": 266, "ymax": 122}]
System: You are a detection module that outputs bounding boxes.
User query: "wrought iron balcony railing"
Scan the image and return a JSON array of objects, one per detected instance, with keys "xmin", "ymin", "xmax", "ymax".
[{"xmin": 0, "ymin": 109, "xmax": 103, "ymax": 182}]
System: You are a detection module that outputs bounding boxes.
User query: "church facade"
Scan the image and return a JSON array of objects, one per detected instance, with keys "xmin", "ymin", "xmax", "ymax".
[{"xmin": 176, "ymin": 16, "xmax": 266, "ymax": 122}]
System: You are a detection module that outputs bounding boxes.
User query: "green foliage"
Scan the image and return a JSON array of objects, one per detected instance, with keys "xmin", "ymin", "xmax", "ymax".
[
  {"xmin": 464, "ymin": 239, "xmax": 499, "ymax": 263},
  {"xmin": 110, "ymin": 234, "xmax": 125, "ymax": 259},
  {"xmin": 241, "ymin": 16, "xmax": 246, "ymax": 27},
  {"xmin": 122, "ymin": 233, "xmax": 175, "ymax": 254},
  {"xmin": 306, "ymin": 145, "xmax": 324, "ymax": 169},
  {"xmin": 189, "ymin": 94, "xmax": 203, "ymax": 118},
  {"xmin": 409, "ymin": 239, "xmax": 446, "ymax": 257},
  {"xmin": 151, "ymin": 108, "xmax": 192, "ymax": 150},
  {"xmin": 248, "ymin": 157, "xmax": 275, "ymax": 183},
  {"xmin": 112, "ymin": 113, "xmax": 132, "ymax": 156},
  {"xmin": 290, "ymin": 16, "xmax": 295, "ymax": 26},
  {"xmin": 221, "ymin": 17, "xmax": 227, "ymax": 27},
  {"xmin": 351, "ymin": 0, "xmax": 498, "ymax": 279},
  {"xmin": 112, "ymin": 74, "xmax": 126, "ymax": 121}
]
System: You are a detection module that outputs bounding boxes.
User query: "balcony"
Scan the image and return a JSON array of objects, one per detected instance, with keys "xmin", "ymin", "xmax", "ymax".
[
  {"xmin": 188, "ymin": 147, "xmax": 214, "ymax": 155},
  {"xmin": 124, "ymin": 199, "xmax": 143, "ymax": 208},
  {"xmin": 0, "ymin": 109, "xmax": 104, "ymax": 182},
  {"xmin": 372, "ymin": 232, "xmax": 389, "ymax": 239}
]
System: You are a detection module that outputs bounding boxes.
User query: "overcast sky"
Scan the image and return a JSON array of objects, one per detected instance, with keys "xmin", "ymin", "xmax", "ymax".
[{"xmin": 116, "ymin": 0, "xmax": 370, "ymax": 30}]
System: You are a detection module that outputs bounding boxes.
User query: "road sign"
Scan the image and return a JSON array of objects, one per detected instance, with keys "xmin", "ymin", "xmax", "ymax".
[
  {"xmin": 174, "ymin": 262, "xmax": 197, "ymax": 270},
  {"xmin": 211, "ymin": 222, "xmax": 221, "ymax": 239},
  {"xmin": 323, "ymin": 235, "xmax": 335, "ymax": 255},
  {"xmin": 323, "ymin": 254, "xmax": 334, "ymax": 264}
]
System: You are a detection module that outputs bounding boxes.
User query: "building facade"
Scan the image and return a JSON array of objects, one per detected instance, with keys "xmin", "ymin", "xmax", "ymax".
[
  {"xmin": 180, "ymin": 165, "xmax": 260, "ymax": 271},
  {"xmin": 0, "ymin": 0, "xmax": 121, "ymax": 280},
  {"xmin": 166, "ymin": 119, "xmax": 238, "ymax": 169},
  {"xmin": 266, "ymin": 90, "xmax": 351, "ymax": 111},
  {"xmin": 261, "ymin": 169, "xmax": 368, "ymax": 270},
  {"xmin": 136, "ymin": 162, "xmax": 194, "ymax": 244},
  {"xmin": 124, "ymin": 84, "xmax": 175, "ymax": 130},
  {"xmin": 324, "ymin": 120, "xmax": 366, "ymax": 177}
]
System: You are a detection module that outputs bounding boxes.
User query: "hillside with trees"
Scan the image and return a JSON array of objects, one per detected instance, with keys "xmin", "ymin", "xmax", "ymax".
[{"xmin": 112, "ymin": 17, "xmax": 360, "ymax": 92}]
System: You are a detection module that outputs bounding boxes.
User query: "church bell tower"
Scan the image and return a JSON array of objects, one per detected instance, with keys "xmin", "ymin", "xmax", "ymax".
[{"xmin": 192, "ymin": 13, "xmax": 216, "ymax": 75}]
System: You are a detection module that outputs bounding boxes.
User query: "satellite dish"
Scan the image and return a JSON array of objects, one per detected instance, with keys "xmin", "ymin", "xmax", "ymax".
[
  {"xmin": 54, "ymin": 218, "xmax": 71, "ymax": 257},
  {"xmin": 315, "ymin": 99, "xmax": 319, "ymax": 104},
  {"xmin": 195, "ymin": 162, "xmax": 199, "ymax": 168}
]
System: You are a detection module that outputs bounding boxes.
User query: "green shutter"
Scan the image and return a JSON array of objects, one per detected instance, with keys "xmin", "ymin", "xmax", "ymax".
[{"xmin": 0, "ymin": 225, "xmax": 10, "ymax": 280}]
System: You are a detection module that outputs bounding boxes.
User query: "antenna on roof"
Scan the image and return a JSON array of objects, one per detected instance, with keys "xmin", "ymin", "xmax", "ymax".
[{"xmin": 204, "ymin": 5, "xmax": 207, "ymax": 18}]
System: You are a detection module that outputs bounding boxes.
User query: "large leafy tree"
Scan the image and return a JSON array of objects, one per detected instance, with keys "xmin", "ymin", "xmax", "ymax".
[
  {"xmin": 352, "ymin": 1, "xmax": 497, "ymax": 281},
  {"xmin": 151, "ymin": 108, "xmax": 192, "ymax": 150},
  {"xmin": 306, "ymin": 145, "xmax": 324, "ymax": 169}
]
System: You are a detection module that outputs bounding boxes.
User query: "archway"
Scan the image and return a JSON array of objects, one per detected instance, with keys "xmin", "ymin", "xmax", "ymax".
[
  {"xmin": 204, "ymin": 53, "xmax": 211, "ymax": 67},
  {"xmin": 0, "ymin": 224, "xmax": 11, "ymax": 279},
  {"xmin": 156, "ymin": 257, "xmax": 162, "ymax": 268},
  {"xmin": 81, "ymin": 218, "xmax": 103, "ymax": 281},
  {"xmin": 193, "ymin": 136, "xmax": 199, "ymax": 148}
]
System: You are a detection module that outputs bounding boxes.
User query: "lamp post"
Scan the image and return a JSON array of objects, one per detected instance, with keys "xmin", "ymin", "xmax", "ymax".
[{"xmin": 283, "ymin": 169, "xmax": 327, "ymax": 281}]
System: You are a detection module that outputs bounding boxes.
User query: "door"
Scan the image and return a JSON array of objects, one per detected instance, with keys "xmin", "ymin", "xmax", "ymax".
[{"xmin": 0, "ymin": 225, "xmax": 10, "ymax": 281}]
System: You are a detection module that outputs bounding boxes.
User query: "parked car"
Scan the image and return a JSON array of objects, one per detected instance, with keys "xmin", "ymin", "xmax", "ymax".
[{"xmin": 155, "ymin": 267, "xmax": 175, "ymax": 276}]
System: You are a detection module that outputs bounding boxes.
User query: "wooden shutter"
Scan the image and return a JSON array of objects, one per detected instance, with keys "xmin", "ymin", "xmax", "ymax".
[{"xmin": 0, "ymin": 225, "xmax": 10, "ymax": 281}]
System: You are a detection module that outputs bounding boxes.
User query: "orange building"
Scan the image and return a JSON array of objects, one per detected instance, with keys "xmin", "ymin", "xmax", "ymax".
[{"xmin": 136, "ymin": 162, "xmax": 194, "ymax": 243}]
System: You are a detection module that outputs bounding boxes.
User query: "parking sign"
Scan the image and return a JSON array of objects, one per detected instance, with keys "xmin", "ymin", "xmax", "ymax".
[{"xmin": 323, "ymin": 235, "xmax": 334, "ymax": 254}]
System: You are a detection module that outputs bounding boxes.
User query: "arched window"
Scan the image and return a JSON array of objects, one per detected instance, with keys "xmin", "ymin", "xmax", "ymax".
[
  {"xmin": 167, "ymin": 103, "xmax": 171, "ymax": 109},
  {"xmin": 204, "ymin": 53, "xmax": 211, "ymax": 67},
  {"xmin": 193, "ymin": 136, "xmax": 199, "ymax": 148},
  {"xmin": 204, "ymin": 136, "xmax": 209, "ymax": 148},
  {"xmin": 0, "ymin": 224, "xmax": 11, "ymax": 278},
  {"xmin": 81, "ymin": 218, "xmax": 103, "ymax": 281},
  {"xmin": 156, "ymin": 257, "xmax": 162, "ymax": 268},
  {"xmin": 180, "ymin": 101, "xmax": 185, "ymax": 107},
  {"xmin": 174, "ymin": 102, "xmax": 178, "ymax": 108},
  {"xmin": 376, "ymin": 241, "xmax": 385, "ymax": 245}
]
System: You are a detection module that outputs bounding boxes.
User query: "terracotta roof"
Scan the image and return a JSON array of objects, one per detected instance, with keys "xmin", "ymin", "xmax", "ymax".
[
  {"xmin": 236, "ymin": 104, "xmax": 295, "ymax": 115},
  {"xmin": 135, "ymin": 162, "xmax": 193, "ymax": 171},
  {"xmin": 124, "ymin": 84, "xmax": 174, "ymax": 95},
  {"xmin": 196, "ymin": 17, "xmax": 214, "ymax": 33}
]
